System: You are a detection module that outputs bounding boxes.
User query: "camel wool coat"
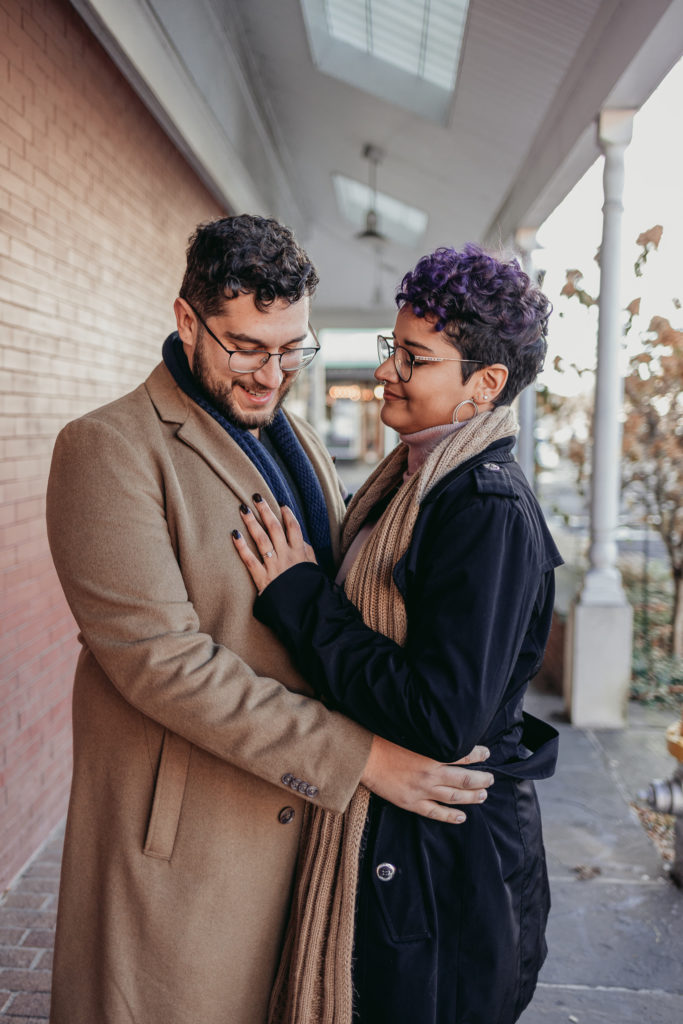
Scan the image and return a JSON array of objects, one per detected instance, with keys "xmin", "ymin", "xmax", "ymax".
[{"xmin": 45, "ymin": 361, "xmax": 373, "ymax": 1024}]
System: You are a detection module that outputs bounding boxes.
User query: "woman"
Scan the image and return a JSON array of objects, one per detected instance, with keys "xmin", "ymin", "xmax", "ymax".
[{"xmin": 233, "ymin": 244, "xmax": 562, "ymax": 1024}]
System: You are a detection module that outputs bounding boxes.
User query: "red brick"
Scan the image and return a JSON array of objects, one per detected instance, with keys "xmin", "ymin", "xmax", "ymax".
[
  {"xmin": 4, "ymin": 990, "xmax": 51, "ymax": 1015},
  {"xmin": 0, "ymin": 968, "xmax": 52, "ymax": 993},
  {"xmin": 0, "ymin": 95, "xmax": 33, "ymax": 145},
  {"xmin": 33, "ymin": 949, "xmax": 52, "ymax": 972},
  {"xmin": 0, "ymin": 948, "xmax": 37, "ymax": 969},
  {"xmin": 0, "ymin": 893, "xmax": 50, "ymax": 911},
  {"xmin": 20, "ymin": 9, "xmax": 47, "ymax": 53},
  {"xmin": 0, "ymin": 0, "xmax": 224, "ymax": 891},
  {"xmin": 19, "ymin": 929, "xmax": 56, "ymax": 951},
  {"xmin": 0, "ymin": 911, "xmax": 55, "ymax": 932}
]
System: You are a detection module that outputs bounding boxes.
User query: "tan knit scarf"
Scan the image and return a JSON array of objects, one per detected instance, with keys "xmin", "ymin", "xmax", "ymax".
[{"xmin": 268, "ymin": 406, "xmax": 518, "ymax": 1024}]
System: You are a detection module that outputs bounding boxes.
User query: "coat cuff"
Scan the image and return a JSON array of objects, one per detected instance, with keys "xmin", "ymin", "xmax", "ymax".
[{"xmin": 254, "ymin": 562, "xmax": 333, "ymax": 636}]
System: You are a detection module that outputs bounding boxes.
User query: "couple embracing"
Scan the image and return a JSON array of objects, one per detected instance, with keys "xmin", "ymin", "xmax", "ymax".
[{"xmin": 47, "ymin": 214, "xmax": 560, "ymax": 1024}]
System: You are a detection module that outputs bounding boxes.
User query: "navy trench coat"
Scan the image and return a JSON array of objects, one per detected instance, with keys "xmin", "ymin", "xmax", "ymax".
[{"xmin": 255, "ymin": 437, "xmax": 563, "ymax": 1024}]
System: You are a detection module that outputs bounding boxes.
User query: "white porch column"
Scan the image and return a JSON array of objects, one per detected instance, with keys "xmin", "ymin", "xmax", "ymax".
[
  {"xmin": 514, "ymin": 228, "xmax": 540, "ymax": 487},
  {"xmin": 307, "ymin": 353, "xmax": 328, "ymax": 439},
  {"xmin": 565, "ymin": 109, "xmax": 635, "ymax": 727}
]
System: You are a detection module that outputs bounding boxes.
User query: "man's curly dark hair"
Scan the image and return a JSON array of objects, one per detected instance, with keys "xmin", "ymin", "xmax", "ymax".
[{"xmin": 179, "ymin": 215, "xmax": 319, "ymax": 316}]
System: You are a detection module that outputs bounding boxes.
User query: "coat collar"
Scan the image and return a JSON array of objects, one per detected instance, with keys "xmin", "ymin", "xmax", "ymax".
[
  {"xmin": 143, "ymin": 362, "xmax": 343, "ymax": 559},
  {"xmin": 419, "ymin": 436, "xmax": 516, "ymax": 507},
  {"xmin": 142, "ymin": 361, "xmax": 279, "ymax": 505}
]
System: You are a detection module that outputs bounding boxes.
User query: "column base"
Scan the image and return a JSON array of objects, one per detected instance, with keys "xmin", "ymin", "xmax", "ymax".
[{"xmin": 564, "ymin": 600, "xmax": 633, "ymax": 727}]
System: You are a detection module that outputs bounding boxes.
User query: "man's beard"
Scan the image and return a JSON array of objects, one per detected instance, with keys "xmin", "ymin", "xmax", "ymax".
[{"xmin": 192, "ymin": 336, "xmax": 293, "ymax": 431}]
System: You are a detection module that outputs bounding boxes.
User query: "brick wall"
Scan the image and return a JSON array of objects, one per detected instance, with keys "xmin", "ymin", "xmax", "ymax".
[{"xmin": 0, "ymin": 0, "xmax": 224, "ymax": 890}]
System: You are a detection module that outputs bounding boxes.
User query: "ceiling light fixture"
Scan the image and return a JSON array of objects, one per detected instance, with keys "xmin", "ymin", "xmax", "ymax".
[{"xmin": 356, "ymin": 143, "xmax": 387, "ymax": 242}]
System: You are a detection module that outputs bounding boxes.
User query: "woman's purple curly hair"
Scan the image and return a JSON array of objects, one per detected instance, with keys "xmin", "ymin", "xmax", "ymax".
[{"xmin": 396, "ymin": 243, "xmax": 550, "ymax": 405}]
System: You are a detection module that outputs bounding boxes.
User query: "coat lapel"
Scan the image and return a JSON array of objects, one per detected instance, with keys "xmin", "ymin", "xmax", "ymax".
[
  {"xmin": 144, "ymin": 362, "xmax": 344, "ymax": 560},
  {"xmin": 145, "ymin": 362, "xmax": 269, "ymax": 505}
]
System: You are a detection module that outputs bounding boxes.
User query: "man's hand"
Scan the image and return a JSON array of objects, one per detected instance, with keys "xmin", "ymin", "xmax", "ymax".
[{"xmin": 361, "ymin": 735, "xmax": 493, "ymax": 824}]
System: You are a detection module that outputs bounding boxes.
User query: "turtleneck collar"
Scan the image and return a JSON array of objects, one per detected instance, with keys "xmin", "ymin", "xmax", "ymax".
[{"xmin": 399, "ymin": 420, "xmax": 467, "ymax": 479}]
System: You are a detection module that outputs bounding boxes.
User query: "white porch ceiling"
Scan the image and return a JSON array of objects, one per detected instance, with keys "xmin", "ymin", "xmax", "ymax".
[{"xmin": 70, "ymin": 0, "xmax": 683, "ymax": 323}]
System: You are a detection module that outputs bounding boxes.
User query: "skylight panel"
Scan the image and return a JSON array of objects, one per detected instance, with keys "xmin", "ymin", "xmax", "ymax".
[
  {"xmin": 326, "ymin": 0, "xmax": 367, "ymax": 49},
  {"xmin": 301, "ymin": 0, "xmax": 470, "ymax": 124}
]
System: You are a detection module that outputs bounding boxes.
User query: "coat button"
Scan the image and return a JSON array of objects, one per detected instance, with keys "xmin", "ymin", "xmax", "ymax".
[
  {"xmin": 278, "ymin": 806, "xmax": 296, "ymax": 824},
  {"xmin": 376, "ymin": 862, "xmax": 396, "ymax": 882},
  {"xmin": 305, "ymin": 785, "xmax": 319, "ymax": 798},
  {"xmin": 289, "ymin": 777, "xmax": 302, "ymax": 791},
  {"xmin": 281, "ymin": 773, "xmax": 293, "ymax": 786}
]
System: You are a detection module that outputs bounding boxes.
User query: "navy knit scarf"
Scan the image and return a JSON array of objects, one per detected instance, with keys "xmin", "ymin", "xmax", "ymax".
[{"xmin": 162, "ymin": 332, "xmax": 333, "ymax": 575}]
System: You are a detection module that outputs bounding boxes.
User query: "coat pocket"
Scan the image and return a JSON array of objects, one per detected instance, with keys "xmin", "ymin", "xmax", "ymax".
[
  {"xmin": 370, "ymin": 804, "xmax": 432, "ymax": 943},
  {"xmin": 142, "ymin": 729, "xmax": 192, "ymax": 861}
]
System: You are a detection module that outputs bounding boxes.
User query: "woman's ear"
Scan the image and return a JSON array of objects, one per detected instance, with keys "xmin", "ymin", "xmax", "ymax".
[{"xmin": 476, "ymin": 364, "xmax": 508, "ymax": 403}]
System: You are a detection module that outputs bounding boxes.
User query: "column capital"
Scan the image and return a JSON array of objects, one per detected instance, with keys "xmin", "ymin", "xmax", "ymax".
[
  {"xmin": 514, "ymin": 227, "xmax": 541, "ymax": 256},
  {"xmin": 597, "ymin": 109, "xmax": 635, "ymax": 149}
]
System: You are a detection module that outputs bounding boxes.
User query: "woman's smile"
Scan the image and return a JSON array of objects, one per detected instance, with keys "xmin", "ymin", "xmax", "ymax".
[{"xmin": 380, "ymin": 386, "xmax": 404, "ymax": 402}]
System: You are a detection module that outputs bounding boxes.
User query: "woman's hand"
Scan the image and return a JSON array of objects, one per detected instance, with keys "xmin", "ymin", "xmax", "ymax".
[{"xmin": 232, "ymin": 494, "xmax": 317, "ymax": 593}]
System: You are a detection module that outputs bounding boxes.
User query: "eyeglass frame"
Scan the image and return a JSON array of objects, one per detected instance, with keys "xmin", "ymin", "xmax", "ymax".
[
  {"xmin": 188, "ymin": 302, "xmax": 321, "ymax": 374},
  {"xmin": 376, "ymin": 335, "xmax": 485, "ymax": 383}
]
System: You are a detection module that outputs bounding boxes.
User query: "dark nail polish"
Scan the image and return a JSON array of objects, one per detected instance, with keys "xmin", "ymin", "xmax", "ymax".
[
  {"xmin": 252, "ymin": 492, "xmax": 264, "ymax": 503},
  {"xmin": 232, "ymin": 529, "xmax": 241, "ymax": 539},
  {"xmin": 239, "ymin": 503, "xmax": 250, "ymax": 515}
]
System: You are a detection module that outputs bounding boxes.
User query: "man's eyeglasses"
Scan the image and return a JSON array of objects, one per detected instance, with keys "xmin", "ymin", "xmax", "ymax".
[
  {"xmin": 377, "ymin": 335, "xmax": 484, "ymax": 383},
  {"xmin": 190, "ymin": 303, "xmax": 320, "ymax": 374}
]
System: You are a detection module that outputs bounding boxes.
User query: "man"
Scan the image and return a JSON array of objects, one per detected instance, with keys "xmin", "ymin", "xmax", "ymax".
[{"xmin": 46, "ymin": 215, "xmax": 492, "ymax": 1024}]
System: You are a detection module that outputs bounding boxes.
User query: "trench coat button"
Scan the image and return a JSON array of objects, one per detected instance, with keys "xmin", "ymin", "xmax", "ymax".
[
  {"xmin": 281, "ymin": 773, "xmax": 294, "ymax": 786},
  {"xmin": 278, "ymin": 806, "xmax": 296, "ymax": 824},
  {"xmin": 376, "ymin": 862, "xmax": 396, "ymax": 882},
  {"xmin": 305, "ymin": 785, "xmax": 319, "ymax": 798}
]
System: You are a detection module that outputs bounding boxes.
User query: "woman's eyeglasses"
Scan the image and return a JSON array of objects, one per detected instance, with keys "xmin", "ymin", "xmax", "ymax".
[{"xmin": 376, "ymin": 335, "xmax": 484, "ymax": 383}]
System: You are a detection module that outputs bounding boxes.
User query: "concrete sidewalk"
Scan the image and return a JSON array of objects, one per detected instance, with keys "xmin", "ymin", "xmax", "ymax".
[
  {"xmin": 0, "ymin": 823, "xmax": 60, "ymax": 1022},
  {"xmin": 520, "ymin": 690, "xmax": 683, "ymax": 1024},
  {"xmin": 1, "ymin": 690, "xmax": 682, "ymax": 1022}
]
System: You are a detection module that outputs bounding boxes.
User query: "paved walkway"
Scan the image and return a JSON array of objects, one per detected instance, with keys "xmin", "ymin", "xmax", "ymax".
[
  {"xmin": 1, "ymin": 691, "xmax": 682, "ymax": 1022},
  {"xmin": 520, "ymin": 690, "xmax": 683, "ymax": 1023},
  {"xmin": 0, "ymin": 824, "xmax": 61, "ymax": 1022}
]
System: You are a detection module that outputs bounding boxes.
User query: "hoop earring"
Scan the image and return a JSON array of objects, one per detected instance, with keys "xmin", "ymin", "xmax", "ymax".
[{"xmin": 452, "ymin": 398, "xmax": 479, "ymax": 424}]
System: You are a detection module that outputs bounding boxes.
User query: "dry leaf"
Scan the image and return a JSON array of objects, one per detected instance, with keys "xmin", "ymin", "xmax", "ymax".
[
  {"xmin": 573, "ymin": 864, "xmax": 602, "ymax": 881},
  {"xmin": 636, "ymin": 225, "xmax": 663, "ymax": 250}
]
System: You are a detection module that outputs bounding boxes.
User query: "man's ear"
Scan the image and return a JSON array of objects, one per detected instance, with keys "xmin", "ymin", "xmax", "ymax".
[
  {"xmin": 174, "ymin": 298, "xmax": 197, "ymax": 365},
  {"xmin": 476, "ymin": 364, "xmax": 508, "ymax": 403}
]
